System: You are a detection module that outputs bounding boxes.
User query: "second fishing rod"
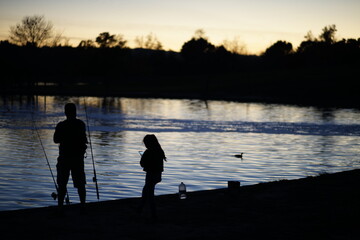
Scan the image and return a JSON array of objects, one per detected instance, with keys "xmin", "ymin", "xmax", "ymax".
[{"xmin": 83, "ymin": 99, "xmax": 100, "ymax": 200}]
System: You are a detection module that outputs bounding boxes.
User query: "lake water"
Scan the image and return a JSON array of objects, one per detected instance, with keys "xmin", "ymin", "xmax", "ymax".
[{"xmin": 1, "ymin": 95, "xmax": 360, "ymax": 211}]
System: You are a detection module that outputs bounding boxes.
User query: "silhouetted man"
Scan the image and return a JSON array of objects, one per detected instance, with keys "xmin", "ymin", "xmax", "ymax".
[{"xmin": 54, "ymin": 103, "xmax": 87, "ymax": 207}]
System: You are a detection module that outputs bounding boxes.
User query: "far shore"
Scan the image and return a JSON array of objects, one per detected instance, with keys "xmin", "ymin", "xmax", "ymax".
[
  {"xmin": 1, "ymin": 169, "xmax": 359, "ymax": 240},
  {"xmin": 2, "ymin": 85, "xmax": 360, "ymax": 109}
]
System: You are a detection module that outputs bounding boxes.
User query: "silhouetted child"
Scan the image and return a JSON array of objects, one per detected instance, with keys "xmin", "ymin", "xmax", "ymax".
[{"xmin": 139, "ymin": 134, "xmax": 166, "ymax": 219}]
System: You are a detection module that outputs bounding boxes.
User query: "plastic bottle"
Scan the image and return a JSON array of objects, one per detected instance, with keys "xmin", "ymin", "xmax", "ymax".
[{"xmin": 179, "ymin": 182, "xmax": 187, "ymax": 199}]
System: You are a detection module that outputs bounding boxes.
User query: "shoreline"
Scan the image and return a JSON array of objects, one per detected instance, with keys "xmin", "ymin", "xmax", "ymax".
[
  {"xmin": 1, "ymin": 169, "xmax": 359, "ymax": 239},
  {"xmin": 2, "ymin": 89, "xmax": 360, "ymax": 109}
]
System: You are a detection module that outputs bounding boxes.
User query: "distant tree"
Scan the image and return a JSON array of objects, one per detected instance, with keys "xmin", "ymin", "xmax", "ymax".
[
  {"xmin": 115, "ymin": 34, "xmax": 127, "ymax": 48},
  {"xmin": 9, "ymin": 15, "xmax": 54, "ymax": 47},
  {"xmin": 50, "ymin": 32, "xmax": 70, "ymax": 47},
  {"xmin": 214, "ymin": 45, "xmax": 232, "ymax": 57},
  {"xmin": 78, "ymin": 40, "xmax": 96, "ymax": 48},
  {"xmin": 222, "ymin": 36, "xmax": 247, "ymax": 55},
  {"xmin": 193, "ymin": 29, "xmax": 207, "ymax": 40},
  {"xmin": 95, "ymin": 32, "xmax": 127, "ymax": 48},
  {"xmin": 263, "ymin": 40, "xmax": 293, "ymax": 58},
  {"xmin": 0, "ymin": 40, "xmax": 13, "ymax": 47},
  {"xmin": 304, "ymin": 31, "xmax": 317, "ymax": 42},
  {"xmin": 344, "ymin": 38, "xmax": 360, "ymax": 48},
  {"xmin": 297, "ymin": 25, "xmax": 338, "ymax": 53},
  {"xmin": 319, "ymin": 24, "xmax": 337, "ymax": 44},
  {"xmin": 181, "ymin": 29, "xmax": 216, "ymax": 60},
  {"xmin": 134, "ymin": 33, "xmax": 163, "ymax": 50},
  {"xmin": 297, "ymin": 40, "xmax": 314, "ymax": 53},
  {"xmin": 96, "ymin": 32, "xmax": 117, "ymax": 48}
]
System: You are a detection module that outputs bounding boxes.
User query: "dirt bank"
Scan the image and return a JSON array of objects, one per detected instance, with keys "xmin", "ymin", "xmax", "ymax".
[{"xmin": 1, "ymin": 169, "xmax": 359, "ymax": 240}]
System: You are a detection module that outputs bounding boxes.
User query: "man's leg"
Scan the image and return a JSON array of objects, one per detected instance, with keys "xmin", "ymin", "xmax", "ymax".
[
  {"xmin": 57, "ymin": 185, "xmax": 67, "ymax": 207},
  {"xmin": 72, "ymin": 160, "xmax": 86, "ymax": 205},
  {"xmin": 56, "ymin": 161, "xmax": 70, "ymax": 207},
  {"xmin": 77, "ymin": 185, "xmax": 86, "ymax": 205}
]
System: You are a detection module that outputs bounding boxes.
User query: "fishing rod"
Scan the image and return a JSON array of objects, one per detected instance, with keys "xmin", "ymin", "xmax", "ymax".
[
  {"xmin": 31, "ymin": 113, "xmax": 70, "ymax": 205},
  {"xmin": 83, "ymin": 99, "xmax": 100, "ymax": 200}
]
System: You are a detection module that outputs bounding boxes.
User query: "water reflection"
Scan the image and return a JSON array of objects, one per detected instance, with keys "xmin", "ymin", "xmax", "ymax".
[{"xmin": 1, "ymin": 95, "xmax": 360, "ymax": 211}]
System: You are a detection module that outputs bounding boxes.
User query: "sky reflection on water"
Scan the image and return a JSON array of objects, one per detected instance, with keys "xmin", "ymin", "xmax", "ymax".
[{"xmin": 0, "ymin": 96, "xmax": 360, "ymax": 211}]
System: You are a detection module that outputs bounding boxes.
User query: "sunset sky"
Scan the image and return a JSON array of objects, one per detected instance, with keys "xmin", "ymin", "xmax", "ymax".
[{"xmin": 0, "ymin": 0, "xmax": 359, "ymax": 54}]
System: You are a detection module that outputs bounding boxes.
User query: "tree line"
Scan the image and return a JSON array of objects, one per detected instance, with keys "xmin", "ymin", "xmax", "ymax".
[{"xmin": 1, "ymin": 15, "xmax": 359, "ymax": 107}]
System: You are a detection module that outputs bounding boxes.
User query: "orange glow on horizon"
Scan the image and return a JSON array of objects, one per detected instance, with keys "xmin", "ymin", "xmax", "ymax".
[{"xmin": 0, "ymin": 0, "xmax": 359, "ymax": 55}]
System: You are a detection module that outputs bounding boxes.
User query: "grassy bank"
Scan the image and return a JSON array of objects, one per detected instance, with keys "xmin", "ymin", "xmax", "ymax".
[{"xmin": 1, "ymin": 169, "xmax": 359, "ymax": 239}]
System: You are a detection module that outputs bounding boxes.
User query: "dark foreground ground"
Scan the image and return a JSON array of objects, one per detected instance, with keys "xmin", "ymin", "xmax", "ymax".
[{"xmin": 1, "ymin": 169, "xmax": 359, "ymax": 240}]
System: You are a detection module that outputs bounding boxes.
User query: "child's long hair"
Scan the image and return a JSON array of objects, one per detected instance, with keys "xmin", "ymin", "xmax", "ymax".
[{"xmin": 143, "ymin": 134, "xmax": 167, "ymax": 161}]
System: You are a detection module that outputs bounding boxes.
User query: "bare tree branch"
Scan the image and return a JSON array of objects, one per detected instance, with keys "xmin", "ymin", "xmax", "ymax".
[{"xmin": 9, "ymin": 15, "xmax": 53, "ymax": 47}]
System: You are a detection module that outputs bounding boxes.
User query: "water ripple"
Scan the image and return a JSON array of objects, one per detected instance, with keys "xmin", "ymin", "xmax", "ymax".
[{"xmin": 2, "ymin": 118, "xmax": 360, "ymax": 136}]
